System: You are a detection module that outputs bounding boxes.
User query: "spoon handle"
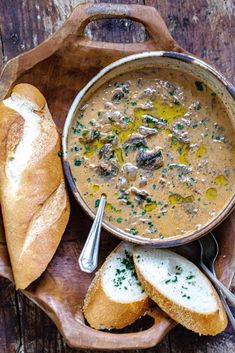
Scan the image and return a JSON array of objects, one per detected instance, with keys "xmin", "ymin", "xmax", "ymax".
[
  {"xmin": 218, "ymin": 289, "xmax": 235, "ymax": 331},
  {"xmin": 201, "ymin": 263, "xmax": 235, "ymax": 307},
  {"xmin": 79, "ymin": 195, "xmax": 106, "ymax": 273}
]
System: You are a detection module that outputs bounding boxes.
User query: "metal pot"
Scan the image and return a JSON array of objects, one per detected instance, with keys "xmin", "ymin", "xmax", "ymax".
[{"xmin": 62, "ymin": 51, "xmax": 235, "ymax": 247}]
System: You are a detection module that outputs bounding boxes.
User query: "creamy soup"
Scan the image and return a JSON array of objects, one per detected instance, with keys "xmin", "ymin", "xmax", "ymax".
[{"xmin": 68, "ymin": 68, "xmax": 235, "ymax": 239}]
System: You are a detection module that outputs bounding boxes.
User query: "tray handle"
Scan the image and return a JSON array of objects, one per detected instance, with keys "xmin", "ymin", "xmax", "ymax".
[
  {"xmin": 69, "ymin": 308, "xmax": 175, "ymax": 350},
  {"xmin": 0, "ymin": 2, "xmax": 187, "ymax": 99},
  {"xmin": 72, "ymin": 3, "xmax": 186, "ymax": 53}
]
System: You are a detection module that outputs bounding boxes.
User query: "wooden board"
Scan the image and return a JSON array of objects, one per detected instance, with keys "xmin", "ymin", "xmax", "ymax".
[{"xmin": 0, "ymin": 1, "xmax": 234, "ymax": 352}]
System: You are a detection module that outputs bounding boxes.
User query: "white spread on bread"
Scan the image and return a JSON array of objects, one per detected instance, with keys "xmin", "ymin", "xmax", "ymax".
[
  {"xmin": 3, "ymin": 96, "xmax": 40, "ymax": 191},
  {"xmin": 102, "ymin": 243, "xmax": 145, "ymax": 302},
  {"xmin": 134, "ymin": 248, "xmax": 217, "ymax": 312}
]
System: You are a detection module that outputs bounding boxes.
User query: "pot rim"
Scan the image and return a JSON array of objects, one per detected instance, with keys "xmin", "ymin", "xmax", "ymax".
[{"xmin": 62, "ymin": 51, "xmax": 235, "ymax": 247}]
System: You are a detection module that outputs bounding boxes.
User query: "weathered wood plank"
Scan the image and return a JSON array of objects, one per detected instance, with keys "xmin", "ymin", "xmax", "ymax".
[
  {"xmin": 145, "ymin": 0, "xmax": 235, "ymax": 84},
  {"xmin": 0, "ymin": 279, "xmax": 20, "ymax": 353},
  {"xmin": 16, "ymin": 292, "xmax": 66, "ymax": 353}
]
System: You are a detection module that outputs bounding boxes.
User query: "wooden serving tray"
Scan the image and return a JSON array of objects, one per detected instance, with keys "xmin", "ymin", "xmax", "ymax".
[{"xmin": 0, "ymin": 3, "xmax": 234, "ymax": 350}]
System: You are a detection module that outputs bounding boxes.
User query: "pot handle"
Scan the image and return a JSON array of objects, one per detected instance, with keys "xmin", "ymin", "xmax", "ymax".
[{"xmin": 71, "ymin": 3, "xmax": 186, "ymax": 53}]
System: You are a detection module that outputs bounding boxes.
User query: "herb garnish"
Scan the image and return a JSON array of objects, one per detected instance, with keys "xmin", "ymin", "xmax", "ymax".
[
  {"xmin": 176, "ymin": 123, "xmax": 184, "ymax": 130},
  {"xmin": 171, "ymin": 136, "xmax": 178, "ymax": 145},
  {"xmin": 131, "ymin": 101, "xmax": 137, "ymax": 106},
  {"xmin": 95, "ymin": 199, "xmax": 100, "ymax": 208},
  {"xmin": 122, "ymin": 86, "xmax": 129, "ymax": 94},
  {"xmin": 74, "ymin": 159, "xmax": 82, "ymax": 166},
  {"xmin": 113, "ymin": 250, "xmax": 142, "ymax": 290},
  {"xmin": 195, "ymin": 81, "xmax": 204, "ymax": 91},
  {"xmin": 130, "ymin": 228, "xmax": 139, "ymax": 235},
  {"xmin": 123, "ymin": 116, "xmax": 130, "ymax": 124},
  {"xmin": 212, "ymin": 133, "xmax": 225, "ymax": 142}
]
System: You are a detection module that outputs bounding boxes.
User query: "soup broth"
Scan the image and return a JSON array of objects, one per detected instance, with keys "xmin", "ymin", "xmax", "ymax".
[{"xmin": 68, "ymin": 68, "xmax": 235, "ymax": 239}]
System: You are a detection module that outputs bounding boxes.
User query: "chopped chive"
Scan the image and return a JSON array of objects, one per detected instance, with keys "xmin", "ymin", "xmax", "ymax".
[
  {"xmin": 176, "ymin": 123, "xmax": 184, "ymax": 130},
  {"xmin": 171, "ymin": 136, "xmax": 178, "ymax": 145},
  {"xmin": 195, "ymin": 81, "xmax": 204, "ymax": 91},
  {"xmin": 130, "ymin": 228, "xmax": 138, "ymax": 235},
  {"xmin": 74, "ymin": 159, "xmax": 82, "ymax": 166},
  {"xmin": 95, "ymin": 199, "xmax": 100, "ymax": 208},
  {"xmin": 122, "ymin": 86, "xmax": 129, "ymax": 94}
]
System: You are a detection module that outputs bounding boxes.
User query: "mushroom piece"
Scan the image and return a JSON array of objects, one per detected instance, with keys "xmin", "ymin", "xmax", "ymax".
[
  {"xmin": 142, "ymin": 115, "xmax": 167, "ymax": 128},
  {"xmin": 136, "ymin": 149, "xmax": 163, "ymax": 170},
  {"xmin": 98, "ymin": 143, "xmax": 114, "ymax": 160},
  {"xmin": 81, "ymin": 129, "xmax": 100, "ymax": 143},
  {"xmin": 122, "ymin": 163, "xmax": 138, "ymax": 181},
  {"xmin": 171, "ymin": 127, "xmax": 190, "ymax": 144},
  {"xmin": 119, "ymin": 176, "xmax": 128, "ymax": 191},
  {"xmin": 169, "ymin": 163, "xmax": 192, "ymax": 175},
  {"xmin": 123, "ymin": 134, "xmax": 147, "ymax": 154},
  {"xmin": 130, "ymin": 186, "xmax": 149, "ymax": 202},
  {"xmin": 139, "ymin": 175, "xmax": 148, "ymax": 187},
  {"xmin": 140, "ymin": 100, "xmax": 154, "ymax": 110},
  {"xmin": 111, "ymin": 87, "xmax": 127, "ymax": 104},
  {"xmin": 138, "ymin": 87, "xmax": 156, "ymax": 99},
  {"xmin": 165, "ymin": 82, "xmax": 179, "ymax": 96},
  {"xmin": 183, "ymin": 202, "xmax": 199, "ymax": 216},
  {"xmin": 139, "ymin": 126, "xmax": 158, "ymax": 137},
  {"xmin": 95, "ymin": 161, "xmax": 119, "ymax": 180},
  {"xmin": 104, "ymin": 102, "xmax": 115, "ymax": 110},
  {"xmin": 100, "ymin": 133, "xmax": 118, "ymax": 146}
]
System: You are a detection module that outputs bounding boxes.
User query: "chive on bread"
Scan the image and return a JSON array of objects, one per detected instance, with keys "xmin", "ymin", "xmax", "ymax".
[
  {"xmin": 133, "ymin": 247, "xmax": 227, "ymax": 335},
  {"xmin": 83, "ymin": 242, "xmax": 149, "ymax": 330}
]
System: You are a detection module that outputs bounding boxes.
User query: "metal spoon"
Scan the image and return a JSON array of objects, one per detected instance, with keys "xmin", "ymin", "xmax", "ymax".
[
  {"xmin": 203, "ymin": 234, "xmax": 235, "ymax": 331},
  {"xmin": 175, "ymin": 234, "xmax": 235, "ymax": 307},
  {"xmin": 199, "ymin": 234, "xmax": 235, "ymax": 307},
  {"xmin": 79, "ymin": 195, "xmax": 106, "ymax": 273}
]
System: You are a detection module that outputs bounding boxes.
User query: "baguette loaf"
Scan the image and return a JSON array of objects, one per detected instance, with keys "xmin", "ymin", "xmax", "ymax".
[
  {"xmin": 0, "ymin": 83, "xmax": 70, "ymax": 289},
  {"xmin": 83, "ymin": 242, "xmax": 149, "ymax": 330},
  {"xmin": 133, "ymin": 247, "xmax": 227, "ymax": 335}
]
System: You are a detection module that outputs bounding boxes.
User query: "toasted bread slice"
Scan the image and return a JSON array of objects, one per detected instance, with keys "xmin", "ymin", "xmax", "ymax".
[
  {"xmin": 83, "ymin": 242, "xmax": 149, "ymax": 330},
  {"xmin": 133, "ymin": 247, "xmax": 227, "ymax": 335}
]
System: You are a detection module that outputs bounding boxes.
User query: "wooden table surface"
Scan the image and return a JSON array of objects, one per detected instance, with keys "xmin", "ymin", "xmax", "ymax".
[{"xmin": 0, "ymin": 1, "xmax": 234, "ymax": 352}]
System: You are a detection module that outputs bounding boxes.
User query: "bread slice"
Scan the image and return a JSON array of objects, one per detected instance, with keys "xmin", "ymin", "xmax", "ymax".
[
  {"xmin": 83, "ymin": 242, "xmax": 149, "ymax": 330},
  {"xmin": 133, "ymin": 247, "xmax": 227, "ymax": 335},
  {"xmin": 0, "ymin": 83, "xmax": 70, "ymax": 289}
]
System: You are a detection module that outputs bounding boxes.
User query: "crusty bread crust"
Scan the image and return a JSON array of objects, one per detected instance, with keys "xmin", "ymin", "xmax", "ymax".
[
  {"xmin": 11, "ymin": 83, "xmax": 46, "ymax": 111},
  {"xmin": 83, "ymin": 243, "xmax": 149, "ymax": 330},
  {"xmin": 133, "ymin": 250, "xmax": 227, "ymax": 336},
  {"xmin": 0, "ymin": 83, "xmax": 70, "ymax": 289}
]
